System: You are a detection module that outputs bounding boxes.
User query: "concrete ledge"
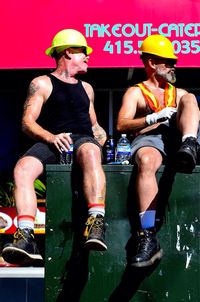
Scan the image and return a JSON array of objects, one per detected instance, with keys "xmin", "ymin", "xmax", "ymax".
[{"xmin": 0, "ymin": 267, "xmax": 44, "ymax": 278}]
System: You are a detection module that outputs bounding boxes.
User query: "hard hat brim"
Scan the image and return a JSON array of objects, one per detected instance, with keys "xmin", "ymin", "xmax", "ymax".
[
  {"xmin": 45, "ymin": 44, "xmax": 93, "ymax": 57},
  {"xmin": 140, "ymin": 50, "xmax": 178, "ymax": 60}
]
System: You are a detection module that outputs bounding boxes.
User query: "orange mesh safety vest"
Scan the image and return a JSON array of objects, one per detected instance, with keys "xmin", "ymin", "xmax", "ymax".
[{"xmin": 136, "ymin": 82, "xmax": 177, "ymax": 113}]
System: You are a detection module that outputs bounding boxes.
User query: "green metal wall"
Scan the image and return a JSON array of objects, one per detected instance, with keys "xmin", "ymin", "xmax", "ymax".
[{"xmin": 45, "ymin": 165, "xmax": 200, "ymax": 302}]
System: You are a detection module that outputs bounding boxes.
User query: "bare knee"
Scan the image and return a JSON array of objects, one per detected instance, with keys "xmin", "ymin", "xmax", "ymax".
[
  {"xmin": 14, "ymin": 157, "xmax": 43, "ymax": 185},
  {"xmin": 136, "ymin": 149, "xmax": 162, "ymax": 174},
  {"xmin": 77, "ymin": 143, "xmax": 101, "ymax": 167},
  {"xmin": 179, "ymin": 93, "xmax": 199, "ymax": 109}
]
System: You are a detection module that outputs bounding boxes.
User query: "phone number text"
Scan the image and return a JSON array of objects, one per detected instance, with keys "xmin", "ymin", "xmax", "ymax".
[{"xmin": 103, "ymin": 40, "xmax": 200, "ymax": 55}]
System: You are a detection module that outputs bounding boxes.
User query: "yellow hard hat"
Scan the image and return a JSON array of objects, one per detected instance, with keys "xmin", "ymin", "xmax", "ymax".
[
  {"xmin": 139, "ymin": 34, "xmax": 177, "ymax": 59},
  {"xmin": 45, "ymin": 29, "xmax": 93, "ymax": 57}
]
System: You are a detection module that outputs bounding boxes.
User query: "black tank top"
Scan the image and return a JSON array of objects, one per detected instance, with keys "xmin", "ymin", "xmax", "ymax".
[{"xmin": 37, "ymin": 74, "xmax": 93, "ymax": 136}]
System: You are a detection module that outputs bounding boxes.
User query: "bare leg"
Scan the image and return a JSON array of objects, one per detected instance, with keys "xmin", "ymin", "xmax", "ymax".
[
  {"xmin": 14, "ymin": 156, "xmax": 44, "ymax": 217},
  {"xmin": 176, "ymin": 94, "xmax": 200, "ymax": 173},
  {"xmin": 135, "ymin": 147, "xmax": 163, "ymax": 212},
  {"xmin": 177, "ymin": 93, "xmax": 200, "ymax": 135},
  {"xmin": 76, "ymin": 142, "xmax": 107, "ymax": 251},
  {"xmin": 130, "ymin": 147, "xmax": 163, "ymax": 267},
  {"xmin": 76, "ymin": 143, "xmax": 106, "ymax": 205},
  {"xmin": 2, "ymin": 156, "xmax": 44, "ymax": 265}
]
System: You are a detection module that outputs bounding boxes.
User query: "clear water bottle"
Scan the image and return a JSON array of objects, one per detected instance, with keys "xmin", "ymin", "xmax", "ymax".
[
  {"xmin": 115, "ymin": 134, "xmax": 131, "ymax": 164},
  {"xmin": 105, "ymin": 136, "xmax": 115, "ymax": 163},
  {"xmin": 60, "ymin": 144, "xmax": 73, "ymax": 165}
]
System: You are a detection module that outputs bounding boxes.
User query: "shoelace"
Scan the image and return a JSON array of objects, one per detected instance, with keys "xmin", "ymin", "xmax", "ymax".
[
  {"xmin": 137, "ymin": 234, "xmax": 153, "ymax": 253},
  {"xmin": 84, "ymin": 216, "xmax": 95, "ymax": 237},
  {"xmin": 84, "ymin": 216, "xmax": 103, "ymax": 238},
  {"xmin": 13, "ymin": 229, "xmax": 27, "ymax": 243},
  {"xmin": 85, "ymin": 216, "xmax": 96, "ymax": 226},
  {"xmin": 13, "ymin": 229, "xmax": 33, "ymax": 243}
]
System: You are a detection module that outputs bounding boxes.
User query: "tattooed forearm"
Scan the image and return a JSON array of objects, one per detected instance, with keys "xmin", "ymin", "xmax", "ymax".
[{"xmin": 92, "ymin": 123, "xmax": 107, "ymax": 145}]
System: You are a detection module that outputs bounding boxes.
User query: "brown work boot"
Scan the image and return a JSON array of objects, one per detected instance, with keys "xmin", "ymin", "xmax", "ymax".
[
  {"xmin": 84, "ymin": 215, "xmax": 107, "ymax": 251},
  {"xmin": 2, "ymin": 228, "xmax": 43, "ymax": 266}
]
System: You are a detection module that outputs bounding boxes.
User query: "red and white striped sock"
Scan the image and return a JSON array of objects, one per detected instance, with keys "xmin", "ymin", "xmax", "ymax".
[
  {"xmin": 88, "ymin": 203, "xmax": 105, "ymax": 217},
  {"xmin": 17, "ymin": 215, "xmax": 35, "ymax": 230}
]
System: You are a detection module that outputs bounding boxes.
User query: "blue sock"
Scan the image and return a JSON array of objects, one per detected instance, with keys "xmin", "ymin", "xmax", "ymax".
[{"xmin": 139, "ymin": 210, "xmax": 156, "ymax": 229}]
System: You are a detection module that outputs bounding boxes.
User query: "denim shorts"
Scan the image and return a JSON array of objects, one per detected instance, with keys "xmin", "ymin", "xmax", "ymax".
[{"xmin": 23, "ymin": 134, "xmax": 102, "ymax": 166}]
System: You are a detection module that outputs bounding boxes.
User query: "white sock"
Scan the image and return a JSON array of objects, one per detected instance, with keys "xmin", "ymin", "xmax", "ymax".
[
  {"xmin": 88, "ymin": 206, "xmax": 105, "ymax": 217},
  {"xmin": 182, "ymin": 134, "xmax": 196, "ymax": 142},
  {"xmin": 18, "ymin": 220, "xmax": 34, "ymax": 230},
  {"xmin": 139, "ymin": 210, "xmax": 156, "ymax": 229}
]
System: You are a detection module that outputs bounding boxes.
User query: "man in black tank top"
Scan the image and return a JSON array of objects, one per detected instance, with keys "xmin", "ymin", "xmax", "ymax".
[{"xmin": 2, "ymin": 29, "xmax": 108, "ymax": 266}]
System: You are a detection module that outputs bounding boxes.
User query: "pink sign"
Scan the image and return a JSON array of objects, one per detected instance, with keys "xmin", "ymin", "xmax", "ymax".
[{"xmin": 1, "ymin": 0, "xmax": 200, "ymax": 68}]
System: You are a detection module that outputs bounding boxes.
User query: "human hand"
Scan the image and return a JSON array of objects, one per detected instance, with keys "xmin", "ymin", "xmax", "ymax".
[
  {"xmin": 146, "ymin": 107, "xmax": 177, "ymax": 125},
  {"xmin": 51, "ymin": 132, "xmax": 73, "ymax": 152}
]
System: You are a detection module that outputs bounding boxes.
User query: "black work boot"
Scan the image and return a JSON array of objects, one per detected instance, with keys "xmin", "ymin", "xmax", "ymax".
[
  {"xmin": 84, "ymin": 214, "xmax": 107, "ymax": 251},
  {"xmin": 2, "ymin": 228, "xmax": 43, "ymax": 266},
  {"xmin": 176, "ymin": 137, "xmax": 198, "ymax": 173},
  {"xmin": 130, "ymin": 228, "xmax": 163, "ymax": 267}
]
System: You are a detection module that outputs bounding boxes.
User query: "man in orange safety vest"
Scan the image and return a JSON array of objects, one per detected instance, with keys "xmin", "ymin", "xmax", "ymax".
[{"xmin": 117, "ymin": 34, "xmax": 200, "ymax": 267}]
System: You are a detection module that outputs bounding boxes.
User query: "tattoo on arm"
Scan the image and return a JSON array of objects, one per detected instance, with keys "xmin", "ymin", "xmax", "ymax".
[
  {"xmin": 92, "ymin": 123, "xmax": 107, "ymax": 142},
  {"xmin": 24, "ymin": 82, "xmax": 40, "ymax": 109},
  {"xmin": 22, "ymin": 82, "xmax": 40, "ymax": 136},
  {"xmin": 28, "ymin": 82, "xmax": 40, "ymax": 98}
]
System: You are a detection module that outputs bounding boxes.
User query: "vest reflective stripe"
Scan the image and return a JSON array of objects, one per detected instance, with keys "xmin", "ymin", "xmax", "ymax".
[{"xmin": 136, "ymin": 82, "xmax": 177, "ymax": 112}]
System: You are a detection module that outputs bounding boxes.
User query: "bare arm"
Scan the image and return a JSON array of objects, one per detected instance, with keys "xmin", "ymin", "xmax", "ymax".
[
  {"xmin": 92, "ymin": 122, "xmax": 107, "ymax": 146},
  {"xmin": 117, "ymin": 86, "xmax": 148, "ymax": 134},
  {"xmin": 82, "ymin": 81, "xmax": 107, "ymax": 146},
  {"xmin": 22, "ymin": 76, "xmax": 72, "ymax": 152},
  {"xmin": 22, "ymin": 76, "xmax": 53, "ymax": 142}
]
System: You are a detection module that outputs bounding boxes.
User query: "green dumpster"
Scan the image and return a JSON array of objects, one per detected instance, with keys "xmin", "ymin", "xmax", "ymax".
[{"xmin": 45, "ymin": 164, "xmax": 200, "ymax": 302}]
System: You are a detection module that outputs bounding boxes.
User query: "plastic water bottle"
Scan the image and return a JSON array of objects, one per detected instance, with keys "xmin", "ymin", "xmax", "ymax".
[
  {"xmin": 105, "ymin": 136, "xmax": 115, "ymax": 163},
  {"xmin": 60, "ymin": 144, "xmax": 73, "ymax": 165},
  {"xmin": 115, "ymin": 134, "xmax": 131, "ymax": 164}
]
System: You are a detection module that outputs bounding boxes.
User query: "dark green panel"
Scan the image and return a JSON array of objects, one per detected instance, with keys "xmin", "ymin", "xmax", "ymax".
[{"xmin": 45, "ymin": 165, "xmax": 200, "ymax": 302}]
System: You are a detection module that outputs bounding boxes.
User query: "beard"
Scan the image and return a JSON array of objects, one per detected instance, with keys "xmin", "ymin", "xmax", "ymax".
[{"xmin": 155, "ymin": 67, "xmax": 176, "ymax": 84}]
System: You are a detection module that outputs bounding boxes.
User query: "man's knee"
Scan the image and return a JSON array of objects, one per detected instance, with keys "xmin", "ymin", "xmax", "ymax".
[
  {"xmin": 180, "ymin": 93, "xmax": 199, "ymax": 108},
  {"xmin": 77, "ymin": 143, "xmax": 102, "ymax": 167},
  {"xmin": 136, "ymin": 150, "xmax": 162, "ymax": 172},
  {"xmin": 14, "ymin": 156, "xmax": 43, "ymax": 182},
  {"xmin": 78, "ymin": 143, "xmax": 100, "ymax": 157}
]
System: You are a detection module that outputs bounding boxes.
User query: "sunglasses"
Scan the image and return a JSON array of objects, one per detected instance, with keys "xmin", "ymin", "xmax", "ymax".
[
  {"xmin": 153, "ymin": 58, "xmax": 177, "ymax": 66},
  {"xmin": 69, "ymin": 47, "xmax": 87, "ymax": 56}
]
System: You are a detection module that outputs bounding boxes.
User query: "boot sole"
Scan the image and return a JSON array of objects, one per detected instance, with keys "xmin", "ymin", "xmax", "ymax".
[
  {"xmin": 2, "ymin": 247, "xmax": 43, "ymax": 267},
  {"xmin": 84, "ymin": 239, "xmax": 107, "ymax": 251},
  {"xmin": 131, "ymin": 249, "xmax": 163, "ymax": 268}
]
